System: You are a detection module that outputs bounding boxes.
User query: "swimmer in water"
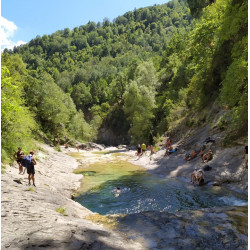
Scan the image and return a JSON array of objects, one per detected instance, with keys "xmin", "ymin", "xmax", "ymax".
[{"xmin": 114, "ymin": 187, "xmax": 121, "ymax": 197}]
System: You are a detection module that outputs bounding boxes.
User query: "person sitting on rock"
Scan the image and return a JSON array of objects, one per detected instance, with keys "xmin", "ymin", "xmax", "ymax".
[
  {"xmin": 168, "ymin": 147, "xmax": 178, "ymax": 155},
  {"xmin": 202, "ymin": 149, "xmax": 213, "ymax": 163},
  {"xmin": 165, "ymin": 145, "xmax": 174, "ymax": 156},
  {"xmin": 165, "ymin": 139, "xmax": 172, "ymax": 156},
  {"xmin": 196, "ymin": 169, "xmax": 204, "ymax": 185},
  {"xmin": 185, "ymin": 150, "xmax": 197, "ymax": 161},
  {"xmin": 184, "ymin": 153, "xmax": 191, "ymax": 161},
  {"xmin": 198, "ymin": 145, "xmax": 206, "ymax": 158},
  {"xmin": 190, "ymin": 167, "xmax": 198, "ymax": 183}
]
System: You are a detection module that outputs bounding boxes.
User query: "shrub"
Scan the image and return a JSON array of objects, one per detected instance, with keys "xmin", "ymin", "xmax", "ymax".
[{"xmin": 56, "ymin": 207, "xmax": 67, "ymax": 216}]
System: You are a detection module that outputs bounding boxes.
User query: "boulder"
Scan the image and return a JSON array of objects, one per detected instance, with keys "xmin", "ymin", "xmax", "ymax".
[{"xmin": 87, "ymin": 143, "xmax": 105, "ymax": 151}]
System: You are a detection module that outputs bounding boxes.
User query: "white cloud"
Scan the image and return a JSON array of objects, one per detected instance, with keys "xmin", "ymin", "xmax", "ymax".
[{"xmin": 1, "ymin": 16, "xmax": 26, "ymax": 51}]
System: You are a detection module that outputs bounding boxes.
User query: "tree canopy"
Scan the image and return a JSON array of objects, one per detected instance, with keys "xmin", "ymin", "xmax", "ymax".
[{"xmin": 1, "ymin": 0, "xmax": 247, "ymax": 161}]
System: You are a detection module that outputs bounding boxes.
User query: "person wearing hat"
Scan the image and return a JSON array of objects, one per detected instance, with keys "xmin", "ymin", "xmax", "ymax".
[
  {"xmin": 14, "ymin": 147, "xmax": 24, "ymax": 174},
  {"xmin": 190, "ymin": 167, "xmax": 198, "ymax": 183},
  {"xmin": 27, "ymin": 150, "xmax": 37, "ymax": 187}
]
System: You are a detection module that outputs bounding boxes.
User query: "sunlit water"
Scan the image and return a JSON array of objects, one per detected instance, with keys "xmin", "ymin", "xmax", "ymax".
[{"xmin": 73, "ymin": 154, "xmax": 247, "ymax": 215}]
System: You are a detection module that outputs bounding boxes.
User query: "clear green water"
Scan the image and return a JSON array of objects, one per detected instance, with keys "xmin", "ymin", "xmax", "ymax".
[{"xmin": 72, "ymin": 152, "xmax": 248, "ymax": 215}]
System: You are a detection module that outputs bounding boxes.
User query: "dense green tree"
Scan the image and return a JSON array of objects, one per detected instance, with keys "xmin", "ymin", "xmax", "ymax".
[
  {"xmin": 68, "ymin": 110, "xmax": 93, "ymax": 141},
  {"xmin": 1, "ymin": 64, "xmax": 37, "ymax": 162},
  {"xmin": 187, "ymin": 0, "xmax": 215, "ymax": 17},
  {"xmin": 123, "ymin": 61, "xmax": 157, "ymax": 143},
  {"xmin": 2, "ymin": 0, "xmax": 247, "ymax": 152},
  {"xmin": 123, "ymin": 81, "xmax": 156, "ymax": 143},
  {"xmin": 219, "ymin": 0, "xmax": 248, "ymax": 131},
  {"xmin": 71, "ymin": 82, "xmax": 92, "ymax": 110},
  {"xmin": 90, "ymin": 78, "xmax": 109, "ymax": 104},
  {"xmin": 109, "ymin": 72, "xmax": 127, "ymax": 104}
]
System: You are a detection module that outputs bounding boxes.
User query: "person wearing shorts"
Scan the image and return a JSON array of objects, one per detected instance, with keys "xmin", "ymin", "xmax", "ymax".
[
  {"xmin": 14, "ymin": 147, "xmax": 24, "ymax": 174},
  {"xmin": 137, "ymin": 144, "xmax": 142, "ymax": 156},
  {"xmin": 27, "ymin": 150, "xmax": 36, "ymax": 187},
  {"xmin": 141, "ymin": 143, "xmax": 146, "ymax": 155}
]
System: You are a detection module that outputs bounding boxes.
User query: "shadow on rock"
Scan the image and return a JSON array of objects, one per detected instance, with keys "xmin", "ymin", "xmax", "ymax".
[{"xmin": 20, "ymin": 228, "xmax": 124, "ymax": 250}]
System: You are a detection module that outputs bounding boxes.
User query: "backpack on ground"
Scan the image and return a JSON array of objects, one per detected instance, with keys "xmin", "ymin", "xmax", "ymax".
[{"xmin": 21, "ymin": 155, "xmax": 33, "ymax": 168}]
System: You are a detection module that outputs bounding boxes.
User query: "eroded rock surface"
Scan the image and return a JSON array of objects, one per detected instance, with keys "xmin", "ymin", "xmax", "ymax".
[
  {"xmin": 107, "ymin": 206, "xmax": 248, "ymax": 249},
  {"xmin": 2, "ymin": 139, "xmax": 248, "ymax": 250},
  {"xmin": 1, "ymin": 144, "xmax": 143, "ymax": 250}
]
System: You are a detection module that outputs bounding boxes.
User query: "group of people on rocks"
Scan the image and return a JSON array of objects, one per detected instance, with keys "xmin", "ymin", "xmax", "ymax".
[
  {"xmin": 135, "ymin": 136, "xmax": 216, "ymax": 187},
  {"xmin": 136, "ymin": 143, "xmax": 155, "ymax": 158},
  {"xmin": 184, "ymin": 146, "xmax": 213, "ymax": 163},
  {"xmin": 183, "ymin": 139, "xmax": 215, "ymax": 186},
  {"xmin": 13, "ymin": 137, "xmax": 247, "ymax": 189},
  {"xmin": 13, "ymin": 147, "xmax": 36, "ymax": 186}
]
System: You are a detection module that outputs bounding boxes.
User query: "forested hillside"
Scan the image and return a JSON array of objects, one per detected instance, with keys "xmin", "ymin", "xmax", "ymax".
[{"xmin": 1, "ymin": 0, "xmax": 247, "ymax": 162}]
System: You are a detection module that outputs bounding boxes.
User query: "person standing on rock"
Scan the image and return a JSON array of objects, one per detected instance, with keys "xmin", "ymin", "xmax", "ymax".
[
  {"xmin": 26, "ymin": 150, "xmax": 37, "ymax": 187},
  {"xmin": 141, "ymin": 143, "xmax": 146, "ymax": 156},
  {"xmin": 137, "ymin": 144, "xmax": 142, "ymax": 156},
  {"xmin": 14, "ymin": 147, "xmax": 24, "ymax": 174},
  {"xmin": 148, "ymin": 145, "xmax": 155, "ymax": 155}
]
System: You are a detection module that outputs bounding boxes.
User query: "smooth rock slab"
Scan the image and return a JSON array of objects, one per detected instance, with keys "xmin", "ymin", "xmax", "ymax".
[{"xmin": 106, "ymin": 206, "xmax": 248, "ymax": 249}]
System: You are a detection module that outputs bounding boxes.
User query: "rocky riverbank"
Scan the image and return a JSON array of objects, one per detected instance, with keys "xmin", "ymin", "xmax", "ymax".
[
  {"xmin": 1, "ymin": 144, "xmax": 143, "ymax": 250},
  {"xmin": 126, "ymin": 125, "xmax": 248, "ymax": 196},
  {"xmin": 104, "ymin": 206, "xmax": 247, "ymax": 249},
  {"xmin": 1, "ymin": 136, "xmax": 248, "ymax": 249}
]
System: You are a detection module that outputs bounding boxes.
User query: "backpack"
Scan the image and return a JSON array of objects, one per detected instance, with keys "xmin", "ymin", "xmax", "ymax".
[{"xmin": 21, "ymin": 155, "xmax": 33, "ymax": 168}]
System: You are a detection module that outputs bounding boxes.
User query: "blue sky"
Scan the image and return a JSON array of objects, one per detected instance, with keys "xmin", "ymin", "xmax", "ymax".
[{"xmin": 1, "ymin": 0, "xmax": 168, "ymax": 50}]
